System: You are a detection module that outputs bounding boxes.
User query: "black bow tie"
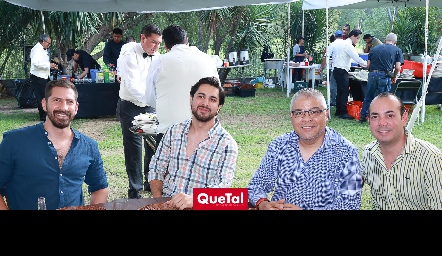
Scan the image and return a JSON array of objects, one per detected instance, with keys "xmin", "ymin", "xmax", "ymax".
[{"xmin": 143, "ymin": 53, "xmax": 153, "ymax": 59}]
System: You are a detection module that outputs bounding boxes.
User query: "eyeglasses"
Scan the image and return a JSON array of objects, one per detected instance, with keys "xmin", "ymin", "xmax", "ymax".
[
  {"xmin": 291, "ymin": 108, "xmax": 327, "ymax": 118},
  {"xmin": 44, "ymin": 40, "xmax": 51, "ymax": 46}
]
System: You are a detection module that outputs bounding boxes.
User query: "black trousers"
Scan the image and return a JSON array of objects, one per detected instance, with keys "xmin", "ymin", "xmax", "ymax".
[
  {"xmin": 333, "ymin": 68, "xmax": 350, "ymax": 116},
  {"xmin": 117, "ymin": 99, "xmax": 155, "ymax": 198},
  {"xmin": 30, "ymin": 74, "xmax": 49, "ymax": 121}
]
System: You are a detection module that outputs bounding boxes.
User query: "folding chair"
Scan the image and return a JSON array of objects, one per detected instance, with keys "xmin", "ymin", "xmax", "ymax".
[{"xmin": 394, "ymin": 80, "xmax": 422, "ymax": 113}]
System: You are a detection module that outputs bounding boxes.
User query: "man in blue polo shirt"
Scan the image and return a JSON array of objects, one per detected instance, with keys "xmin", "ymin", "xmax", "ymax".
[{"xmin": 359, "ymin": 33, "xmax": 404, "ymax": 123}]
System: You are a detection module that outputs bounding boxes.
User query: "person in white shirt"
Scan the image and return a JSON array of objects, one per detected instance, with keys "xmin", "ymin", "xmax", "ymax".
[
  {"xmin": 144, "ymin": 24, "xmax": 219, "ymax": 147},
  {"xmin": 30, "ymin": 34, "xmax": 57, "ymax": 121},
  {"xmin": 329, "ymin": 29, "xmax": 367, "ymax": 120},
  {"xmin": 116, "ymin": 36, "xmax": 137, "ymax": 83},
  {"xmin": 116, "ymin": 24, "xmax": 162, "ymax": 199}
]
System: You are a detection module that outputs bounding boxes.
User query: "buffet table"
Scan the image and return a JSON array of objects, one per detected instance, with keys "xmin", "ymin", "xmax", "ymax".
[
  {"xmin": 75, "ymin": 82, "xmax": 120, "ymax": 118},
  {"xmin": 217, "ymin": 64, "xmax": 250, "ymax": 85}
]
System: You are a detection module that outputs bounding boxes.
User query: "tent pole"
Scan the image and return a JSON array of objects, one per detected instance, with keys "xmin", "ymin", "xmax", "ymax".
[
  {"xmin": 421, "ymin": 0, "xmax": 429, "ymax": 123},
  {"xmin": 286, "ymin": 2, "xmax": 291, "ymax": 98},
  {"xmin": 302, "ymin": 10, "xmax": 304, "ymax": 37},
  {"xmin": 326, "ymin": 0, "xmax": 330, "ymax": 119}
]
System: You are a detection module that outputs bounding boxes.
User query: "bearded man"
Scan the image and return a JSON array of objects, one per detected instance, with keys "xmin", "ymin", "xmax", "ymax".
[
  {"xmin": 0, "ymin": 80, "xmax": 109, "ymax": 210},
  {"xmin": 148, "ymin": 76, "xmax": 238, "ymax": 210}
]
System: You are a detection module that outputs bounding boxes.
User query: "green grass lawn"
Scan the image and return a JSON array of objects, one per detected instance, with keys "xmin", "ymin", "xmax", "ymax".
[{"xmin": 1, "ymin": 86, "xmax": 441, "ymax": 210}]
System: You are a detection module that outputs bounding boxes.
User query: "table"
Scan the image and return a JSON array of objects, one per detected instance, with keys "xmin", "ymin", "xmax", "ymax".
[
  {"xmin": 217, "ymin": 64, "xmax": 250, "ymax": 85},
  {"xmin": 264, "ymin": 59, "xmax": 285, "ymax": 86},
  {"xmin": 75, "ymin": 82, "xmax": 120, "ymax": 118},
  {"xmin": 285, "ymin": 63, "xmax": 319, "ymax": 97},
  {"xmin": 94, "ymin": 197, "xmax": 171, "ymax": 210}
]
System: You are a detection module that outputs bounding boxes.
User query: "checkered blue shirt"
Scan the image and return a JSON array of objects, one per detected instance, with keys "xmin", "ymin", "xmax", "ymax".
[{"xmin": 247, "ymin": 127, "xmax": 362, "ymax": 210}]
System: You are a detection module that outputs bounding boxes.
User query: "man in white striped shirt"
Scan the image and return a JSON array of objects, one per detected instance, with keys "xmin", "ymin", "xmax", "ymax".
[{"xmin": 361, "ymin": 92, "xmax": 442, "ymax": 210}]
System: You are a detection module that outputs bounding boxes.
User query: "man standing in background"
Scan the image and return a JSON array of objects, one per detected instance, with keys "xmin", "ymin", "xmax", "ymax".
[
  {"xmin": 30, "ymin": 34, "xmax": 57, "ymax": 121},
  {"xmin": 359, "ymin": 33, "xmax": 403, "ymax": 123},
  {"xmin": 103, "ymin": 28, "xmax": 124, "ymax": 70},
  {"xmin": 342, "ymin": 24, "xmax": 350, "ymax": 40},
  {"xmin": 292, "ymin": 35, "xmax": 308, "ymax": 82},
  {"xmin": 66, "ymin": 49, "xmax": 101, "ymax": 79},
  {"xmin": 330, "ymin": 29, "xmax": 367, "ymax": 120},
  {"xmin": 144, "ymin": 24, "xmax": 219, "ymax": 148},
  {"xmin": 363, "ymin": 34, "xmax": 383, "ymax": 53},
  {"xmin": 117, "ymin": 24, "xmax": 162, "ymax": 199}
]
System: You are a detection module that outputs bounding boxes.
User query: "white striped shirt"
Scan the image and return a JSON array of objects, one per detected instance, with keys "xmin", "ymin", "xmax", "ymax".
[{"xmin": 362, "ymin": 131, "xmax": 442, "ymax": 210}]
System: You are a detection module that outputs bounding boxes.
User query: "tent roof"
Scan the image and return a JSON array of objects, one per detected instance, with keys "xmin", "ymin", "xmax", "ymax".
[
  {"xmin": 303, "ymin": 0, "xmax": 442, "ymax": 10},
  {"xmin": 4, "ymin": 0, "xmax": 298, "ymax": 13}
]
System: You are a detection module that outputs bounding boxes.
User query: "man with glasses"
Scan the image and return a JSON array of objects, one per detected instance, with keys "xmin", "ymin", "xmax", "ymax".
[
  {"xmin": 247, "ymin": 88, "xmax": 362, "ymax": 210},
  {"xmin": 30, "ymin": 34, "xmax": 57, "ymax": 121}
]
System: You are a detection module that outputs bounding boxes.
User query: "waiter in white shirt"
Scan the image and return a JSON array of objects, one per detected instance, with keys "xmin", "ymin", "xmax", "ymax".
[
  {"xmin": 329, "ymin": 29, "xmax": 367, "ymax": 120},
  {"xmin": 30, "ymin": 34, "xmax": 57, "ymax": 121},
  {"xmin": 116, "ymin": 24, "xmax": 162, "ymax": 199},
  {"xmin": 144, "ymin": 25, "xmax": 219, "ymax": 146}
]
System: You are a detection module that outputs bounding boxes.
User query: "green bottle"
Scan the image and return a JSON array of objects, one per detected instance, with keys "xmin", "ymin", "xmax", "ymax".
[{"xmin": 103, "ymin": 64, "xmax": 110, "ymax": 83}]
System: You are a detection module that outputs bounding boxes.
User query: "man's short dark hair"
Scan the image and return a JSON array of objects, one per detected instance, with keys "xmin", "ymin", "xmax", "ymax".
[
  {"xmin": 141, "ymin": 24, "xmax": 162, "ymax": 39},
  {"xmin": 190, "ymin": 76, "xmax": 225, "ymax": 106},
  {"xmin": 112, "ymin": 28, "xmax": 123, "ymax": 35},
  {"xmin": 363, "ymin": 34, "xmax": 372, "ymax": 40},
  {"xmin": 45, "ymin": 79, "xmax": 78, "ymax": 101},
  {"xmin": 162, "ymin": 24, "xmax": 187, "ymax": 50},
  {"xmin": 296, "ymin": 36, "xmax": 304, "ymax": 44},
  {"xmin": 349, "ymin": 29, "xmax": 363, "ymax": 38},
  {"xmin": 66, "ymin": 49, "xmax": 77, "ymax": 61}
]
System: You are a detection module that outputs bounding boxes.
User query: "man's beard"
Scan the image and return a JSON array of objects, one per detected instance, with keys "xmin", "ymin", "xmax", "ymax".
[
  {"xmin": 192, "ymin": 106, "xmax": 216, "ymax": 122},
  {"xmin": 47, "ymin": 109, "xmax": 73, "ymax": 129}
]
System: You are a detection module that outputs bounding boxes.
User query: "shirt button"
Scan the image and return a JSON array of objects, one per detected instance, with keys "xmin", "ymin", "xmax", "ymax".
[
  {"xmin": 60, "ymin": 191, "xmax": 63, "ymax": 194},
  {"xmin": 60, "ymin": 174, "xmax": 63, "ymax": 176},
  {"xmin": 55, "ymin": 157, "xmax": 57, "ymax": 160},
  {"xmin": 48, "ymin": 142, "xmax": 51, "ymax": 145}
]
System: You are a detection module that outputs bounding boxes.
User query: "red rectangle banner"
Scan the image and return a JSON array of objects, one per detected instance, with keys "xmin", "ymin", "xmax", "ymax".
[{"xmin": 193, "ymin": 188, "xmax": 248, "ymax": 210}]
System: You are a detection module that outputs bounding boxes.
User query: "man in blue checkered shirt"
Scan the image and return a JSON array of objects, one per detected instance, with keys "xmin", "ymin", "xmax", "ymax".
[{"xmin": 248, "ymin": 88, "xmax": 362, "ymax": 210}]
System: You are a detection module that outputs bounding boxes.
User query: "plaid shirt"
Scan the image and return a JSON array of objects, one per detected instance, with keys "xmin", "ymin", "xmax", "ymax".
[
  {"xmin": 248, "ymin": 127, "xmax": 362, "ymax": 210},
  {"xmin": 148, "ymin": 118, "xmax": 238, "ymax": 197}
]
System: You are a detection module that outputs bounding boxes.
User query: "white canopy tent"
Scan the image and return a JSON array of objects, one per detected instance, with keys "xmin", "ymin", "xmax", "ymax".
[
  {"xmin": 4, "ymin": 0, "xmax": 297, "ymax": 13},
  {"xmin": 302, "ymin": 0, "xmax": 440, "ymax": 126}
]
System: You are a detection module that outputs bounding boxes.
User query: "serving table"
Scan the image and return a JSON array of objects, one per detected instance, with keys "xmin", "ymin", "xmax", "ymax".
[
  {"xmin": 74, "ymin": 82, "xmax": 120, "ymax": 118},
  {"xmin": 285, "ymin": 63, "xmax": 319, "ymax": 97},
  {"xmin": 217, "ymin": 64, "xmax": 250, "ymax": 85}
]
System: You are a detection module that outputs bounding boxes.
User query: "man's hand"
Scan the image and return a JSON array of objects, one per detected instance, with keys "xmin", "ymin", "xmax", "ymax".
[
  {"xmin": 259, "ymin": 199, "xmax": 284, "ymax": 210},
  {"xmin": 169, "ymin": 192, "xmax": 193, "ymax": 210}
]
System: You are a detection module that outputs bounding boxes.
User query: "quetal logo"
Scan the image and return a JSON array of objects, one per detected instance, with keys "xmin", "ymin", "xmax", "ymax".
[{"xmin": 193, "ymin": 188, "xmax": 249, "ymax": 210}]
